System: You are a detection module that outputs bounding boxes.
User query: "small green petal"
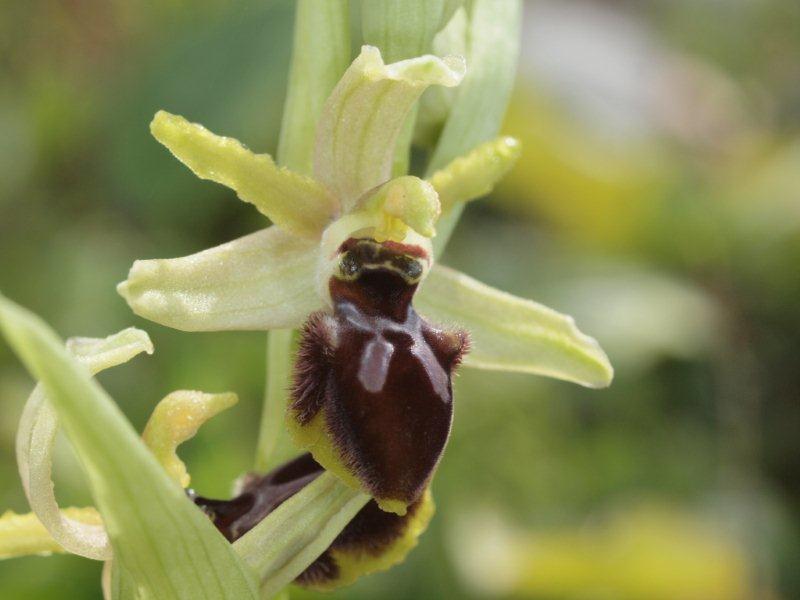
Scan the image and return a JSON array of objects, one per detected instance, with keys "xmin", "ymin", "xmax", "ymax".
[
  {"xmin": 233, "ymin": 473, "xmax": 370, "ymax": 598},
  {"xmin": 314, "ymin": 45, "xmax": 465, "ymax": 210},
  {"xmin": 16, "ymin": 328, "xmax": 153, "ymax": 561},
  {"xmin": 416, "ymin": 265, "xmax": 614, "ymax": 388},
  {"xmin": 142, "ymin": 390, "xmax": 238, "ymax": 489},
  {"xmin": 118, "ymin": 226, "xmax": 323, "ymax": 332},
  {"xmin": 0, "ymin": 295, "xmax": 259, "ymax": 599},
  {"xmin": 151, "ymin": 110, "xmax": 339, "ymax": 238},
  {"xmin": 0, "ymin": 508, "xmax": 103, "ymax": 560},
  {"xmin": 429, "ymin": 136, "xmax": 521, "ymax": 213}
]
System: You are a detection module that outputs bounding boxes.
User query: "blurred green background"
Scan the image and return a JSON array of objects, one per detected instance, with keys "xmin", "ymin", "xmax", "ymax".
[{"xmin": 1, "ymin": 0, "xmax": 799, "ymax": 598}]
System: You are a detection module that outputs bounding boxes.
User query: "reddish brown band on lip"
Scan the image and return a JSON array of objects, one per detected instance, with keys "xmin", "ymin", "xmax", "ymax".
[{"xmin": 337, "ymin": 237, "xmax": 430, "ymax": 260}]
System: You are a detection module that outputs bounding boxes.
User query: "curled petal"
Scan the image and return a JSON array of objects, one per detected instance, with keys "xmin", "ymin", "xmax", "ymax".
[
  {"xmin": 314, "ymin": 45, "xmax": 465, "ymax": 210},
  {"xmin": 194, "ymin": 454, "xmax": 434, "ymax": 591},
  {"xmin": 416, "ymin": 265, "xmax": 614, "ymax": 388},
  {"xmin": 151, "ymin": 111, "xmax": 339, "ymax": 238},
  {"xmin": 15, "ymin": 328, "xmax": 153, "ymax": 561},
  {"xmin": 118, "ymin": 227, "xmax": 323, "ymax": 332},
  {"xmin": 0, "ymin": 295, "xmax": 260, "ymax": 597},
  {"xmin": 429, "ymin": 136, "xmax": 521, "ymax": 213},
  {"xmin": 0, "ymin": 508, "xmax": 103, "ymax": 559},
  {"xmin": 142, "ymin": 390, "xmax": 238, "ymax": 488},
  {"xmin": 66, "ymin": 327, "xmax": 155, "ymax": 376}
]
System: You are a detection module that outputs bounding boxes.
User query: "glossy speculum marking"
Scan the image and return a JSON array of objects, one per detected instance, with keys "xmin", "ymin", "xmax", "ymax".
[
  {"xmin": 290, "ymin": 238, "xmax": 469, "ymax": 512},
  {"xmin": 192, "ymin": 453, "xmax": 432, "ymax": 590}
]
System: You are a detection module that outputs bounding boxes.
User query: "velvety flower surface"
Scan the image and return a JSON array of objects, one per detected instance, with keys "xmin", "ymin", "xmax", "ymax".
[{"xmin": 117, "ymin": 45, "xmax": 613, "ymax": 516}]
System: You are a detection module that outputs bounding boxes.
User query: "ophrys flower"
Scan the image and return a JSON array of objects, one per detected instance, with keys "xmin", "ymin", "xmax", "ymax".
[{"xmin": 117, "ymin": 45, "xmax": 613, "ymax": 520}]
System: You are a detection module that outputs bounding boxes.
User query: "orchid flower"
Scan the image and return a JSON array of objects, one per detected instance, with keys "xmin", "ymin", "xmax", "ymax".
[
  {"xmin": 117, "ymin": 44, "xmax": 611, "ymax": 519},
  {"xmin": 0, "ymin": 2, "xmax": 614, "ymax": 596}
]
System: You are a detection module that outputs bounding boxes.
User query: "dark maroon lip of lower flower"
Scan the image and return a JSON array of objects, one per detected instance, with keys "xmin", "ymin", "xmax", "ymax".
[
  {"xmin": 290, "ymin": 239, "xmax": 469, "ymax": 508},
  {"xmin": 191, "ymin": 453, "xmax": 324, "ymax": 543},
  {"xmin": 190, "ymin": 453, "xmax": 425, "ymax": 589}
]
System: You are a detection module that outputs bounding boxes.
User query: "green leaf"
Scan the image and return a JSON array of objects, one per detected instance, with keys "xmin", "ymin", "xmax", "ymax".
[
  {"xmin": 429, "ymin": 136, "xmax": 521, "ymax": 213},
  {"xmin": 150, "ymin": 111, "xmax": 339, "ymax": 239},
  {"xmin": 277, "ymin": 0, "xmax": 351, "ymax": 175},
  {"xmin": 0, "ymin": 294, "xmax": 259, "ymax": 599},
  {"xmin": 233, "ymin": 473, "xmax": 370, "ymax": 598},
  {"xmin": 16, "ymin": 328, "xmax": 154, "ymax": 561},
  {"xmin": 314, "ymin": 45, "xmax": 465, "ymax": 211},
  {"xmin": 426, "ymin": 0, "xmax": 522, "ymax": 255},
  {"xmin": 118, "ymin": 226, "xmax": 322, "ymax": 332},
  {"xmin": 416, "ymin": 265, "xmax": 614, "ymax": 388}
]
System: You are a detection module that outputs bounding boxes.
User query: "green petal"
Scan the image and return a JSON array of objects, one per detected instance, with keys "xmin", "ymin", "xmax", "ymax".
[
  {"xmin": 314, "ymin": 45, "xmax": 465, "ymax": 211},
  {"xmin": 416, "ymin": 265, "xmax": 614, "ymax": 388},
  {"xmin": 151, "ymin": 111, "xmax": 339, "ymax": 238},
  {"xmin": 15, "ymin": 328, "xmax": 153, "ymax": 561},
  {"xmin": 233, "ymin": 473, "xmax": 370, "ymax": 598},
  {"xmin": 117, "ymin": 227, "xmax": 323, "ymax": 332},
  {"xmin": 361, "ymin": 0, "xmax": 464, "ymax": 176},
  {"xmin": 429, "ymin": 136, "xmax": 521, "ymax": 213},
  {"xmin": 142, "ymin": 391, "xmax": 238, "ymax": 489},
  {"xmin": 0, "ymin": 295, "xmax": 259, "ymax": 599},
  {"xmin": 277, "ymin": 0, "xmax": 351, "ymax": 175}
]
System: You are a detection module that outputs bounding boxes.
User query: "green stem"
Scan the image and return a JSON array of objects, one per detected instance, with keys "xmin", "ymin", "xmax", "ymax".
[
  {"xmin": 255, "ymin": 329, "xmax": 295, "ymax": 473},
  {"xmin": 255, "ymin": 0, "xmax": 350, "ymax": 473}
]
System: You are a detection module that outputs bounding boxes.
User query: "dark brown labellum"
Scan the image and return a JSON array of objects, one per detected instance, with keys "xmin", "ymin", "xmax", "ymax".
[{"xmin": 289, "ymin": 239, "xmax": 469, "ymax": 513}]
